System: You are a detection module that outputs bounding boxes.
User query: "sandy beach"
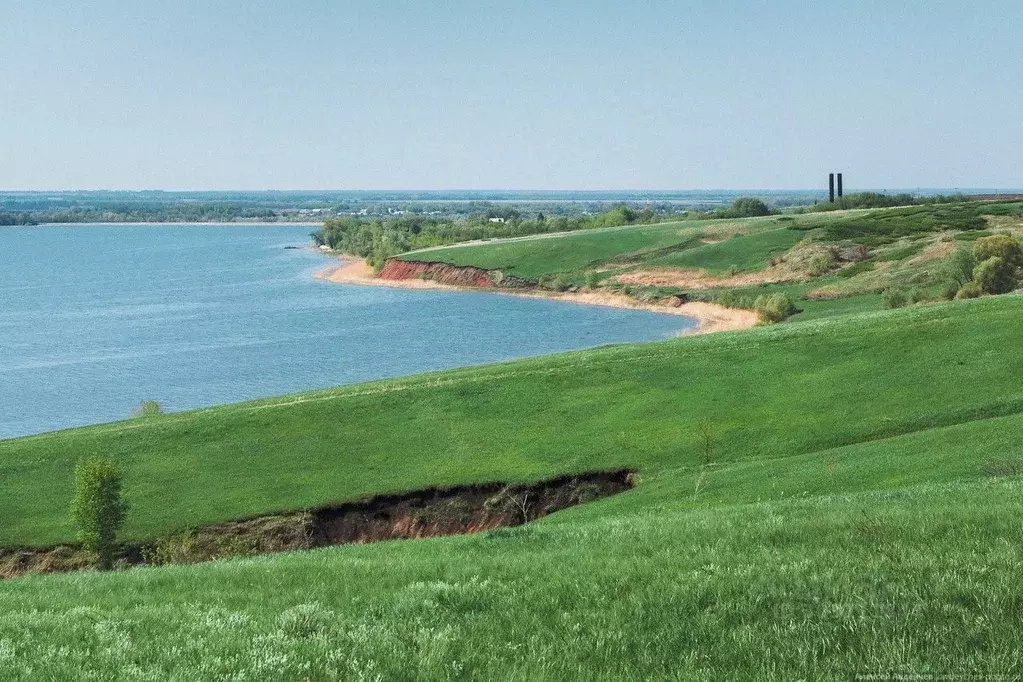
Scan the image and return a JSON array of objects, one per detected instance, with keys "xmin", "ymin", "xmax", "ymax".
[{"xmin": 314, "ymin": 257, "xmax": 758, "ymax": 335}]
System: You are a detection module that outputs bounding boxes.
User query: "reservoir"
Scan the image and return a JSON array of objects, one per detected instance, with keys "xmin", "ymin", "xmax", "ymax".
[{"xmin": 0, "ymin": 225, "xmax": 693, "ymax": 439}]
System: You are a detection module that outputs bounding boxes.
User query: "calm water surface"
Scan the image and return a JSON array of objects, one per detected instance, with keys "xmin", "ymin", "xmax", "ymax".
[{"xmin": 0, "ymin": 225, "xmax": 692, "ymax": 438}]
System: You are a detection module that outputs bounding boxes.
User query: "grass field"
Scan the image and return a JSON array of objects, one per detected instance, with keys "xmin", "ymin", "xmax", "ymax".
[
  {"xmin": 400, "ymin": 201, "xmax": 1023, "ymax": 321},
  {"xmin": 5, "ymin": 205, "xmax": 1023, "ymax": 678}
]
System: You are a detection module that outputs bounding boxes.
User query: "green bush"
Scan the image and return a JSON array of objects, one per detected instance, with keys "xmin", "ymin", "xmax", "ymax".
[
  {"xmin": 968, "ymin": 235, "xmax": 1023, "ymax": 295},
  {"xmin": 940, "ymin": 280, "xmax": 961, "ymax": 300},
  {"xmin": 728, "ymin": 198, "xmax": 771, "ymax": 218},
  {"xmin": 70, "ymin": 457, "xmax": 128, "ymax": 570},
  {"xmin": 973, "ymin": 257, "xmax": 1018, "ymax": 295},
  {"xmin": 754, "ymin": 293, "xmax": 797, "ymax": 324},
  {"xmin": 955, "ymin": 281, "xmax": 984, "ymax": 299},
  {"xmin": 909, "ymin": 288, "xmax": 929, "ymax": 304},
  {"xmin": 132, "ymin": 400, "xmax": 163, "ymax": 418},
  {"xmin": 882, "ymin": 288, "xmax": 908, "ymax": 309},
  {"xmin": 547, "ymin": 277, "xmax": 571, "ymax": 292},
  {"xmin": 974, "ymin": 234, "xmax": 1023, "ymax": 269},
  {"xmin": 584, "ymin": 272, "xmax": 600, "ymax": 289}
]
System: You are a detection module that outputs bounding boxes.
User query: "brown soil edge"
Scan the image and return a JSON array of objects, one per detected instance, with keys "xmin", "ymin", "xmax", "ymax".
[
  {"xmin": 0, "ymin": 469, "xmax": 634, "ymax": 580},
  {"xmin": 314, "ymin": 257, "xmax": 758, "ymax": 335}
]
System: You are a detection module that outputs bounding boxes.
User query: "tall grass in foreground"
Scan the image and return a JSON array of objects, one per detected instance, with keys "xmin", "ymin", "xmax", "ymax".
[{"xmin": 1, "ymin": 477, "xmax": 1021, "ymax": 680}]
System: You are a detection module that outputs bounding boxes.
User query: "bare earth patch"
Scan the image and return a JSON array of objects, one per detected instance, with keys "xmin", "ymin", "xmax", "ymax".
[{"xmin": 314, "ymin": 257, "xmax": 757, "ymax": 335}]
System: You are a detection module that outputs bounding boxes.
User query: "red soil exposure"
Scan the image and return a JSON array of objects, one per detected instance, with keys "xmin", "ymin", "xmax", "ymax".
[
  {"xmin": 377, "ymin": 259, "xmax": 532, "ymax": 289},
  {"xmin": 378, "ymin": 259, "xmax": 496, "ymax": 287},
  {"xmin": 0, "ymin": 470, "xmax": 634, "ymax": 579}
]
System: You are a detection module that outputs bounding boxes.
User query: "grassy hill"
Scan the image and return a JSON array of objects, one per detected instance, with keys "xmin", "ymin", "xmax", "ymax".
[
  {"xmin": 2, "ymin": 296, "xmax": 1023, "ymax": 676},
  {"xmin": 400, "ymin": 200, "xmax": 1023, "ymax": 322},
  {"xmin": 4, "ymin": 203, "xmax": 1023, "ymax": 677}
]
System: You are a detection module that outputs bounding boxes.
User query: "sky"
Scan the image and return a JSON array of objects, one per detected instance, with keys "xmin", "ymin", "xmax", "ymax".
[{"xmin": 0, "ymin": 1, "xmax": 1020, "ymax": 191}]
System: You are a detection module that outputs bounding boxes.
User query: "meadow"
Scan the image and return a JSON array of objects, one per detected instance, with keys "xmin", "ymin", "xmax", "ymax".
[
  {"xmin": 401, "ymin": 199, "xmax": 1023, "ymax": 320},
  {"xmin": 4, "ymin": 202, "xmax": 1023, "ymax": 678}
]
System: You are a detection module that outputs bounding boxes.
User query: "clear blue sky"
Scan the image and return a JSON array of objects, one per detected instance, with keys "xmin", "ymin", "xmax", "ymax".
[{"xmin": 1, "ymin": 1, "xmax": 1020, "ymax": 190}]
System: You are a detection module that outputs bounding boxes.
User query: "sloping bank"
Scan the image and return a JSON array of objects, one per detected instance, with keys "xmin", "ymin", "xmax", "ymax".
[
  {"xmin": 315, "ymin": 257, "xmax": 758, "ymax": 334},
  {"xmin": 0, "ymin": 470, "xmax": 633, "ymax": 579}
]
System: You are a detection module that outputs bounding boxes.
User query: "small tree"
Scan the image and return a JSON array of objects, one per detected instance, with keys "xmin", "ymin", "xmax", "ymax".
[
  {"xmin": 132, "ymin": 400, "xmax": 163, "ymax": 418},
  {"xmin": 726, "ymin": 198, "xmax": 772, "ymax": 218},
  {"xmin": 70, "ymin": 457, "xmax": 127, "ymax": 570}
]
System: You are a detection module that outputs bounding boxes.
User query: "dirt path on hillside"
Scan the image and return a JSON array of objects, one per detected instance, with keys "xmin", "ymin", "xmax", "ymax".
[{"xmin": 314, "ymin": 257, "xmax": 758, "ymax": 335}]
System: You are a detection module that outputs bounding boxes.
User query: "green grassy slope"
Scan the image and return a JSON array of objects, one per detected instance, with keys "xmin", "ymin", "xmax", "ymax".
[
  {"xmin": 3, "ymin": 295, "xmax": 1022, "ymax": 547},
  {"xmin": 3, "ymin": 409, "xmax": 1023, "ymax": 678},
  {"xmin": 398, "ymin": 201, "xmax": 1023, "ymax": 323},
  {"xmin": 399, "ymin": 220, "xmax": 700, "ymax": 277},
  {"xmin": 646, "ymin": 226, "xmax": 802, "ymax": 273},
  {"xmin": 399, "ymin": 216, "xmax": 800, "ymax": 278}
]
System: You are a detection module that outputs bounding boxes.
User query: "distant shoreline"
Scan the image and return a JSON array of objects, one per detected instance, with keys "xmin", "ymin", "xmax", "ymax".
[
  {"xmin": 29, "ymin": 221, "xmax": 321, "ymax": 227},
  {"xmin": 313, "ymin": 256, "xmax": 758, "ymax": 335}
]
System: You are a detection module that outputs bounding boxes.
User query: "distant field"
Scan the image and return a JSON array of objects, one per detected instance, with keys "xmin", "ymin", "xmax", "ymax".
[
  {"xmin": 400, "ymin": 220, "xmax": 702, "ymax": 277},
  {"xmin": 399, "ymin": 200, "xmax": 1023, "ymax": 321},
  {"xmin": 399, "ymin": 213, "xmax": 831, "ymax": 276}
]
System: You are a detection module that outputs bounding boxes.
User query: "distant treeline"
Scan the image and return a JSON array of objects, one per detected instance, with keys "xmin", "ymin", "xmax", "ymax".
[
  {"xmin": 311, "ymin": 205, "xmax": 666, "ymax": 268},
  {"xmin": 0, "ymin": 212, "xmax": 39, "ymax": 226},
  {"xmin": 800, "ymin": 192, "xmax": 968, "ymax": 213},
  {"xmin": 0, "ymin": 205, "xmax": 298, "ymax": 225}
]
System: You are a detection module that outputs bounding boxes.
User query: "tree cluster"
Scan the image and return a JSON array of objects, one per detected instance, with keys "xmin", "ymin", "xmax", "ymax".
[{"xmin": 311, "ymin": 205, "xmax": 663, "ymax": 269}]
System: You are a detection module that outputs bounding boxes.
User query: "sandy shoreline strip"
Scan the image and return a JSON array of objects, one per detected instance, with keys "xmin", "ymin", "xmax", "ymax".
[{"xmin": 313, "ymin": 257, "xmax": 757, "ymax": 335}]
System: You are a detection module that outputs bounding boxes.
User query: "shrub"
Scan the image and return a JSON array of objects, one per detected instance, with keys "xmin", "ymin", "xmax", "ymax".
[
  {"xmin": 882, "ymin": 288, "xmax": 908, "ymax": 309},
  {"xmin": 754, "ymin": 293, "xmax": 797, "ymax": 323},
  {"xmin": 132, "ymin": 400, "xmax": 163, "ymax": 418},
  {"xmin": 548, "ymin": 277, "xmax": 571, "ymax": 292},
  {"xmin": 720, "ymin": 197, "xmax": 771, "ymax": 218},
  {"xmin": 940, "ymin": 279, "xmax": 962, "ymax": 300},
  {"xmin": 973, "ymin": 256, "xmax": 1017, "ymax": 294},
  {"xmin": 717, "ymin": 289, "xmax": 737, "ymax": 308},
  {"xmin": 70, "ymin": 457, "xmax": 127, "ymax": 570},
  {"xmin": 974, "ymin": 234, "xmax": 1023, "ymax": 269},
  {"xmin": 955, "ymin": 281, "xmax": 983, "ymax": 299},
  {"xmin": 909, "ymin": 288, "xmax": 929, "ymax": 304},
  {"xmin": 968, "ymin": 234, "xmax": 1022, "ymax": 295},
  {"xmin": 584, "ymin": 272, "xmax": 600, "ymax": 289}
]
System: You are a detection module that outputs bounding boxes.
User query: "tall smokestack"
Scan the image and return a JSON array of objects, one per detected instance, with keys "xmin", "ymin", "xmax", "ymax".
[
  {"xmin": 829, "ymin": 173, "xmax": 835, "ymax": 203},
  {"xmin": 837, "ymin": 173, "xmax": 843, "ymax": 198}
]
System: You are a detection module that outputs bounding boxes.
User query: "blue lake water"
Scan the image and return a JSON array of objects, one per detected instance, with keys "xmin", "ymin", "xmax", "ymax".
[{"xmin": 0, "ymin": 225, "xmax": 693, "ymax": 439}]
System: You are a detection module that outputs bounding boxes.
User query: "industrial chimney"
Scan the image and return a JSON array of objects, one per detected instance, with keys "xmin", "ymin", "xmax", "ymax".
[
  {"xmin": 829, "ymin": 173, "xmax": 835, "ymax": 203},
  {"xmin": 837, "ymin": 173, "xmax": 843, "ymax": 198}
]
